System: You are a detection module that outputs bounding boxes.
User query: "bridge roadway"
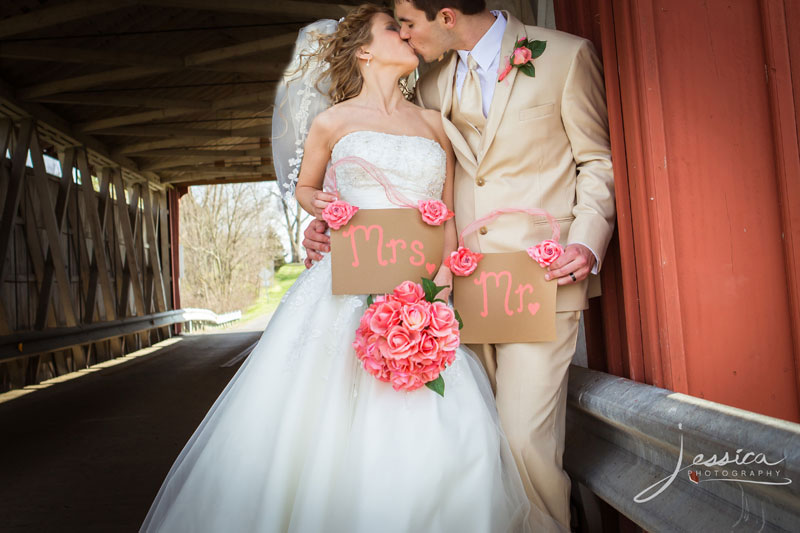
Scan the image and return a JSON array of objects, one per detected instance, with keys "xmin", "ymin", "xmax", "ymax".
[{"xmin": 0, "ymin": 321, "xmax": 267, "ymax": 532}]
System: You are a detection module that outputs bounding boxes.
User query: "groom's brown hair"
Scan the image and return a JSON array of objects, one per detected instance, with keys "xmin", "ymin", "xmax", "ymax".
[{"xmin": 398, "ymin": 0, "xmax": 486, "ymax": 21}]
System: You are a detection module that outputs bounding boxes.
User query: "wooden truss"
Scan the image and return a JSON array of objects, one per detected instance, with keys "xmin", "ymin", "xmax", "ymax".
[{"xmin": 0, "ymin": 119, "xmax": 174, "ymax": 391}]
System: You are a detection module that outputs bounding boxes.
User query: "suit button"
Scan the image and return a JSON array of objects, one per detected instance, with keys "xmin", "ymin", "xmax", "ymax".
[
  {"xmin": 476, "ymin": 177, "xmax": 485, "ymax": 186},
  {"xmin": 479, "ymin": 226, "xmax": 488, "ymax": 235}
]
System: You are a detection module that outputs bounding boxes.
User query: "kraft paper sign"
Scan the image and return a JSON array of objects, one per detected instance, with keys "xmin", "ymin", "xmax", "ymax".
[
  {"xmin": 330, "ymin": 209, "xmax": 444, "ymax": 295},
  {"xmin": 454, "ymin": 251, "xmax": 557, "ymax": 343}
]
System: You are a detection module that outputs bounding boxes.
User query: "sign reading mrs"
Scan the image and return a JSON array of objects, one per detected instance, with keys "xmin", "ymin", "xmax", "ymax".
[
  {"xmin": 322, "ymin": 156, "xmax": 449, "ymax": 295},
  {"xmin": 330, "ymin": 209, "xmax": 445, "ymax": 294}
]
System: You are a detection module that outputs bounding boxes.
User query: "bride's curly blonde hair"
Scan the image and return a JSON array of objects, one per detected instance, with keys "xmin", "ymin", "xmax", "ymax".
[{"xmin": 307, "ymin": 4, "xmax": 413, "ymax": 104}]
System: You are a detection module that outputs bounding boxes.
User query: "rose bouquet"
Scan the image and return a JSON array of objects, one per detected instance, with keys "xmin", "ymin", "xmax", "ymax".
[{"xmin": 353, "ymin": 279, "xmax": 462, "ymax": 396}]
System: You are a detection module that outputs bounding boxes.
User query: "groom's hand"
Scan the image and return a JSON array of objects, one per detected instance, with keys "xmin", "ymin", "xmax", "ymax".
[
  {"xmin": 303, "ymin": 219, "xmax": 331, "ymax": 268},
  {"xmin": 545, "ymin": 243, "xmax": 596, "ymax": 285}
]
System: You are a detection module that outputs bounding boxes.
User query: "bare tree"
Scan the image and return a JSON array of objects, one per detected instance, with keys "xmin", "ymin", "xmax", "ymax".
[
  {"xmin": 269, "ymin": 186, "xmax": 311, "ymax": 264},
  {"xmin": 180, "ymin": 183, "xmax": 284, "ymax": 313}
]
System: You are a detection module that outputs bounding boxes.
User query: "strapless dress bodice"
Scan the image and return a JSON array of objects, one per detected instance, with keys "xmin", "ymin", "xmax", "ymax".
[{"xmin": 329, "ymin": 130, "xmax": 446, "ymax": 208}]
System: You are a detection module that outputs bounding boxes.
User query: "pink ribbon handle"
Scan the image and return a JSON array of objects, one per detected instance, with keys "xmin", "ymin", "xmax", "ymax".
[
  {"xmin": 458, "ymin": 207, "xmax": 561, "ymax": 248},
  {"xmin": 324, "ymin": 155, "xmax": 417, "ymax": 209}
]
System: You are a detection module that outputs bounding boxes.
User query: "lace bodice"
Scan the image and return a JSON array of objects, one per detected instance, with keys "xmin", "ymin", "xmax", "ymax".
[{"xmin": 329, "ymin": 131, "xmax": 447, "ymax": 208}]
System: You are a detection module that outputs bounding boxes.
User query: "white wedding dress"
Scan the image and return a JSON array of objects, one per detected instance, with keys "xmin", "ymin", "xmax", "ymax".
[{"xmin": 140, "ymin": 131, "xmax": 561, "ymax": 533}]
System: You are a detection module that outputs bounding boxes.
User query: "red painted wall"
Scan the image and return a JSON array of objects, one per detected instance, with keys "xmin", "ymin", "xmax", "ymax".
[{"xmin": 556, "ymin": 0, "xmax": 800, "ymax": 421}]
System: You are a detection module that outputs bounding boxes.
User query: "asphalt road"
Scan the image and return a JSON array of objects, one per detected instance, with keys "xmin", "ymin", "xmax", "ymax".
[{"xmin": 0, "ymin": 327, "xmax": 262, "ymax": 532}]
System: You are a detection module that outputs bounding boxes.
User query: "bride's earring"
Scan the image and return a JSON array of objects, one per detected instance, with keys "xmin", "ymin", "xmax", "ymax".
[{"xmin": 366, "ymin": 56, "xmax": 371, "ymax": 67}]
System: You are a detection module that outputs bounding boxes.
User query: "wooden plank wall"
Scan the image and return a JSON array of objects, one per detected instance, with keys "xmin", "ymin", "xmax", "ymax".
[{"xmin": 0, "ymin": 118, "xmax": 174, "ymax": 392}]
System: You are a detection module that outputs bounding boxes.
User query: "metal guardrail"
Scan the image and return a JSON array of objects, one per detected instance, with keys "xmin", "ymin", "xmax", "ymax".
[
  {"xmin": 0, "ymin": 308, "xmax": 241, "ymax": 362},
  {"xmin": 565, "ymin": 365, "xmax": 800, "ymax": 532}
]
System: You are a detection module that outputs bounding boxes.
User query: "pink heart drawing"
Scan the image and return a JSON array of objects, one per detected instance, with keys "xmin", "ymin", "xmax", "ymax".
[
  {"xmin": 425, "ymin": 263, "xmax": 437, "ymax": 275},
  {"xmin": 528, "ymin": 302, "xmax": 540, "ymax": 315}
]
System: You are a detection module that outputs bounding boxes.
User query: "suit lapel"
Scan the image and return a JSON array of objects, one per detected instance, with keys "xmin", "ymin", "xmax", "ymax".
[
  {"xmin": 436, "ymin": 51, "xmax": 478, "ymax": 172},
  {"xmin": 479, "ymin": 12, "xmax": 527, "ymax": 160}
]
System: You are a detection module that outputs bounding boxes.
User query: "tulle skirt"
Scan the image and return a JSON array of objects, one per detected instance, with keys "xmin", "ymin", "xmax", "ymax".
[{"xmin": 140, "ymin": 255, "xmax": 557, "ymax": 532}]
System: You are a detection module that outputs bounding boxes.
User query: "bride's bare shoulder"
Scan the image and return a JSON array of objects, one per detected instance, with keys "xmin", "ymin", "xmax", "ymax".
[{"xmin": 416, "ymin": 107, "xmax": 449, "ymax": 148}]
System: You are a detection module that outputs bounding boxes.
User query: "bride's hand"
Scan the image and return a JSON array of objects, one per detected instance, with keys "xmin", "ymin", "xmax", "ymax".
[
  {"xmin": 432, "ymin": 266, "xmax": 453, "ymax": 302},
  {"xmin": 311, "ymin": 191, "xmax": 339, "ymax": 219}
]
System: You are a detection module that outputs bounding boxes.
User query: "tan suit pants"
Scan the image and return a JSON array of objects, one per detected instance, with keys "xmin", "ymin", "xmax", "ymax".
[{"xmin": 469, "ymin": 310, "xmax": 581, "ymax": 532}]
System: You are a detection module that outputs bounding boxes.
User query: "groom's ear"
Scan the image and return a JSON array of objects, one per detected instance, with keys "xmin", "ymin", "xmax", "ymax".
[{"xmin": 437, "ymin": 8, "xmax": 458, "ymax": 29}]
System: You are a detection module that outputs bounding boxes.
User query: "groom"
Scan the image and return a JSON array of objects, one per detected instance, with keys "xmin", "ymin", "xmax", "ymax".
[{"xmin": 304, "ymin": 1, "xmax": 615, "ymax": 530}]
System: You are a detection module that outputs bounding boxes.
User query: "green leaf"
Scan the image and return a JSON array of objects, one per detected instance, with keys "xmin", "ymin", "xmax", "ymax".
[
  {"xmin": 421, "ymin": 277, "xmax": 450, "ymax": 303},
  {"xmin": 519, "ymin": 63, "xmax": 536, "ymax": 78},
  {"xmin": 454, "ymin": 308, "xmax": 464, "ymax": 330},
  {"xmin": 425, "ymin": 375, "xmax": 445, "ymax": 397},
  {"xmin": 528, "ymin": 40, "xmax": 547, "ymax": 58},
  {"xmin": 366, "ymin": 294, "xmax": 374, "ymax": 307}
]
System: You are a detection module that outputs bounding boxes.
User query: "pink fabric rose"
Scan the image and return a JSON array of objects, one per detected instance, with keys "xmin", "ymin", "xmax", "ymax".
[
  {"xmin": 393, "ymin": 281, "xmax": 424, "ymax": 304},
  {"xmin": 401, "ymin": 302, "xmax": 431, "ymax": 331},
  {"xmin": 527, "ymin": 239, "xmax": 564, "ymax": 268},
  {"xmin": 429, "ymin": 301, "xmax": 457, "ymax": 337},
  {"xmin": 385, "ymin": 324, "xmax": 421, "ymax": 359},
  {"xmin": 322, "ymin": 200, "xmax": 358, "ymax": 230},
  {"xmin": 416, "ymin": 333, "xmax": 441, "ymax": 361},
  {"xmin": 511, "ymin": 46, "xmax": 533, "ymax": 66},
  {"xmin": 444, "ymin": 246, "xmax": 484, "ymax": 277},
  {"xmin": 369, "ymin": 300, "xmax": 401, "ymax": 336},
  {"xmin": 417, "ymin": 199, "xmax": 455, "ymax": 226}
]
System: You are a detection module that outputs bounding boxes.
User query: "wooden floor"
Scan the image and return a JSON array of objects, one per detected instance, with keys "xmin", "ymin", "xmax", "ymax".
[{"xmin": 0, "ymin": 329, "xmax": 260, "ymax": 532}]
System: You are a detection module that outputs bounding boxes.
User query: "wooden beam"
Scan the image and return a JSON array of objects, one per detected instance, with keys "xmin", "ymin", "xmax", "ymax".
[
  {"xmin": 33, "ymin": 147, "xmax": 76, "ymax": 330},
  {"xmin": 0, "ymin": 0, "xmax": 134, "ymax": 39},
  {"xmin": 77, "ymin": 109, "xmax": 213, "ymax": 132},
  {"xmin": 142, "ymin": 182, "xmax": 168, "ymax": 314},
  {"xmin": 163, "ymin": 175, "xmax": 276, "ymax": 186},
  {"xmin": 141, "ymin": 157, "xmax": 263, "ymax": 172},
  {"xmin": 77, "ymin": 149, "xmax": 118, "ymax": 324},
  {"xmin": 78, "ymin": 96, "xmax": 274, "ymax": 133},
  {"xmin": 0, "ymin": 119, "xmax": 34, "ymax": 296},
  {"xmin": 111, "ymin": 168, "xmax": 147, "ymax": 316},
  {"xmin": 26, "ymin": 93, "xmax": 211, "ymax": 110},
  {"xmin": 18, "ymin": 66, "xmax": 174, "ymax": 100},
  {"xmin": 27, "ymin": 130, "xmax": 82, "ymax": 339},
  {"xmin": 160, "ymin": 164, "xmax": 273, "ymax": 175},
  {"xmin": 183, "ymin": 33, "xmax": 297, "ymax": 66},
  {"xmin": 117, "ymin": 135, "xmax": 269, "ymax": 155},
  {"xmin": 161, "ymin": 172, "xmax": 275, "ymax": 185},
  {"xmin": 1, "ymin": 44, "xmax": 286, "ymax": 77},
  {"xmin": 137, "ymin": 0, "xmax": 350, "ymax": 19},
  {"xmin": 133, "ymin": 147, "xmax": 272, "ymax": 158},
  {"xmin": 92, "ymin": 126, "xmax": 234, "ymax": 138}
]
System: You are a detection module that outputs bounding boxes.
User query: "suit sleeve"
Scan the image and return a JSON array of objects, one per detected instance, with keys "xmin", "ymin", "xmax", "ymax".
[{"xmin": 561, "ymin": 39, "xmax": 616, "ymax": 270}]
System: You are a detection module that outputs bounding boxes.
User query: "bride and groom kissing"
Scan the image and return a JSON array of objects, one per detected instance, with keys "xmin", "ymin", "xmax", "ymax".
[{"xmin": 140, "ymin": 1, "xmax": 615, "ymax": 532}]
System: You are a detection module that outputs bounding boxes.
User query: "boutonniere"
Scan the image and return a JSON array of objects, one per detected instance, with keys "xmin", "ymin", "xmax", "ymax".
[{"xmin": 498, "ymin": 38, "xmax": 546, "ymax": 82}]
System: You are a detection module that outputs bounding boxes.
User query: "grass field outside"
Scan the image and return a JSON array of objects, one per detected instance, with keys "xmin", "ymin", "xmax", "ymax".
[{"xmin": 241, "ymin": 263, "xmax": 306, "ymax": 322}]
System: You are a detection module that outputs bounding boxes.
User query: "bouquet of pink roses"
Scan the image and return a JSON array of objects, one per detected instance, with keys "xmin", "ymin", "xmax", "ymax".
[{"xmin": 352, "ymin": 279, "xmax": 462, "ymax": 396}]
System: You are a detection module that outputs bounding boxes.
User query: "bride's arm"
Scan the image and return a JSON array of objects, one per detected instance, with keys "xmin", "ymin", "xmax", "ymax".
[{"xmin": 295, "ymin": 114, "xmax": 337, "ymax": 219}]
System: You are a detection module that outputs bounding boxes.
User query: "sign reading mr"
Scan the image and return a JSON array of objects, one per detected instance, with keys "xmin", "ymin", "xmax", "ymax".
[{"xmin": 449, "ymin": 208, "xmax": 561, "ymax": 344}]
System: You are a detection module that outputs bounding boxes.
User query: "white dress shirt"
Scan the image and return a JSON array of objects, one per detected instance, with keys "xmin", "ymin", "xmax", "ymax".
[{"xmin": 454, "ymin": 11, "xmax": 600, "ymax": 273}]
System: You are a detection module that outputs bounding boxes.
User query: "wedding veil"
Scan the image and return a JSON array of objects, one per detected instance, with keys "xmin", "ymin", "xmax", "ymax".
[{"xmin": 271, "ymin": 19, "xmax": 339, "ymax": 204}]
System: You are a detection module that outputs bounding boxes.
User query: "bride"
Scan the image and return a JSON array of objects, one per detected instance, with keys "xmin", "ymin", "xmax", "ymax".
[{"xmin": 140, "ymin": 5, "xmax": 561, "ymax": 532}]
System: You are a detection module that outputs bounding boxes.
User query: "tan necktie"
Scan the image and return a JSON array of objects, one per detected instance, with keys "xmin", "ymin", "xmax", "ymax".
[{"xmin": 460, "ymin": 55, "xmax": 486, "ymax": 137}]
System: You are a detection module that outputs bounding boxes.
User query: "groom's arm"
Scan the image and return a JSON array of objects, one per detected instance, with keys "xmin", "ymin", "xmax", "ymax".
[{"xmin": 560, "ymin": 39, "xmax": 616, "ymax": 271}]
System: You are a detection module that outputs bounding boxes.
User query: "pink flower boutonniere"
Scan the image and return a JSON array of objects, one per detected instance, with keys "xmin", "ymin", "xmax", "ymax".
[{"xmin": 498, "ymin": 38, "xmax": 547, "ymax": 82}]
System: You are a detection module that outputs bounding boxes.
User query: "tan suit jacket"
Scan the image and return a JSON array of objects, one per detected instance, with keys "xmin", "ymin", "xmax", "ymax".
[{"xmin": 417, "ymin": 13, "xmax": 615, "ymax": 311}]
